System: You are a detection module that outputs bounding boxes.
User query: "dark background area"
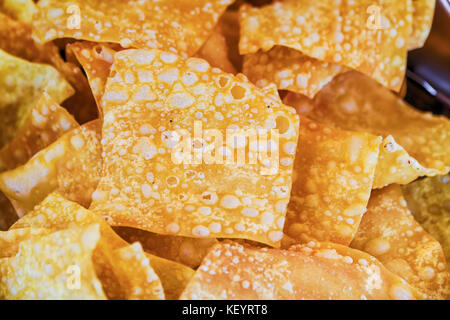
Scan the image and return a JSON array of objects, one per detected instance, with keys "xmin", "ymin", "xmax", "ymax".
[{"xmin": 406, "ymin": 0, "xmax": 450, "ymax": 117}]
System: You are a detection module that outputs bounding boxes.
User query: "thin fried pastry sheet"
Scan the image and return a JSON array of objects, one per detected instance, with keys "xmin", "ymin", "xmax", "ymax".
[
  {"xmin": 243, "ymin": 46, "xmax": 349, "ymax": 98},
  {"xmin": 284, "ymin": 117, "xmax": 381, "ymax": 245},
  {"xmin": 32, "ymin": 0, "xmax": 234, "ymax": 57},
  {"xmin": 195, "ymin": 29, "xmax": 237, "ymax": 74},
  {"xmin": 0, "ymin": 121, "xmax": 102, "ymax": 213},
  {"xmin": 291, "ymin": 71, "xmax": 450, "ymax": 188},
  {"xmin": 114, "ymin": 226, "xmax": 217, "ymax": 269},
  {"xmin": 1, "ymin": 222, "xmax": 165, "ymax": 300},
  {"xmin": 0, "ymin": 227, "xmax": 51, "ymax": 258},
  {"xmin": 402, "ymin": 174, "xmax": 450, "ymax": 266},
  {"xmin": 409, "ymin": 0, "xmax": 436, "ymax": 50},
  {"xmin": 0, "ymin": 92, "xmax": 78, "ymax": 172},
  {"xmin": 0, "ymin": 224, "xmax": 107, "ymax": 299},
  {"xmin": 67, "ymin": 41, "xmax": 121, "ymax": 115},
  {"xmin": 180, "ymin": 241, "xmax": 425, "ymax": 300},
  {"xmin": 239, "ymin": 0, "xmax": 412, "ymax": 91},
  {"xmin": 0, "ymin": 13, "xmax": 97, "ymax": 123},
  {"xmin": 90, "ymin": 49, "xmax": 300, "ymax": 247},
  {"xmin": 0, "ymin": 48, "xmax": 74, "ymax": 149},
  {"xmin": 351, "ymin": 184, "xmax": 449, "ymax": 299},
  {"xmin": 10, "ymin": 192, "xmax": 194, "ymax": 299},
  {"xmin": 101, "ymin": 242, "xmax": 164, "ymax": 300}
]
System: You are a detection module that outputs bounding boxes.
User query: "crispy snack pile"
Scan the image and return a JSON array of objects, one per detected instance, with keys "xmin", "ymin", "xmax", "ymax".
[{"xmin": 0, "ymin": 0, "xmax": 448, "ymax": 300}]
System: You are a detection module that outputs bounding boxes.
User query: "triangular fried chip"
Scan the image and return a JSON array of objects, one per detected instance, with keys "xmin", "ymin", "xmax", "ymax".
[
  {"xmin": 0, "ymin": 120, "xmax": 102, "ymax": 213},
  {"xmin": 10, "ymin": 192, "xmax": 125, "ymax": 248},
  {"xmin": 239, "ymin": 0, "xmax": 412, "ymax": 92},
  {"xmin": 112, "ymin": 242, "xmax": 165, "ymax": 300},
  {"xmin": 0, "ymin": 49, "xmax": 74, "ymax": 149},
  {"xmin": 0, "ymin": 92, "xmax": 78, "ymax": 172},
  {"xmin": 11, "ymin": 192, "xmax": 194, "ymax": 299},
  {"xmin": 33, "ymin": 0, "xmax": 233, "ymax": 56},
  {"xmin": 351, "ymin": 184, "xmax": 449, "ymax": 299},
  {"xmin": 147, "ymin": 253, "xmax": 195, "ymax": 300},
  {"xmin": 91, "ymin": 49, "xmax": 300, "ymax": 247},
  {"xmin": 284, "ymin": 117, "xmax": 381, "ymax": 245},
  {"xmin": 0, "ymin": 13, "xmax": 97, "ymax": 123},
  {"xmin": 243, "ymin": 46, "xmax": 349, "ymax": 98},
  {"xmin": 0, "ymin": 224, "xmax": 107, "ymax": 299},
  {"xmin": 402, "ymin": 174, "xmax": 450, "ymax": 266},
  {"xmin": 180, "ymin": 241, "xmax": 424, "ymax": 299},
  {"xmin": 409, "ymin": 0, "xmax": 436, "ymax": 50},
  {"xmin": 67, "ymin": 42, "xmax": 120, "ymax": 115},
  {"xmin": 114, "ymin": 226, "xmax": 217, "ymax": 269},
  {"xmin": 291, "ymin": 71, "xmax": 450, "ymax": 188}
]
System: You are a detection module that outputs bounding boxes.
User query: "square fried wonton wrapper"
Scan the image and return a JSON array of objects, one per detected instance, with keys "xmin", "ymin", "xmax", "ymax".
[
  {"xmin": 1, "ymin": 223, "xmax": 165, "ymax": 299},
  {"xmin": 402, "ymin": 174, "xmax": 450, "ymax": 267},
  {"xmin": 9, "ymin": 192, "xmax": 193, "ymax": 299},
  {"xmin": 0, "ymin": 48, "xmax": 74, "ymax": 150},
  {"xmin": 0, "ymin": 92, "xmax": 78, "ymax": 172},
  {"xmin": 239, "ymin": 0, "xmax": 412, "ymax": 92},
  {"xmin": 32, "ymin": 0, "xmax": 233, "ymax": 57},
  {"xmin": 0, "ymin": 120, "xmax": 102, "ymax": 215},
  {"xmin": 0, "ymin": 224, "xmax": 108, "ymax": 299},
  {"xmin": 351, "ymin": 184, "xmax": 449, "ymax": 299},
  {"xmin": 243, "ymin": 46, "xmax": 349, "ymax": 98},
  {"xmin": 284, "ymin": 117, "xmax": 381, "ymax": 246},
  {"xmin": 180, "ymin": 241, "xmax": 425, "ymax": 300},
  {"xmin": 409, "ymin": 0, "xmax": 436, "ymax": 50},
  {"xmin": 90, "ymin": 49, "xmax": 300, "ymax": 247},
  {"xmin": 286, "ymin": 71, "xmax": 450, "ymax": 189},
  {"xmin": 0, "ymin": 12, "xmax": 98, "ymax": 123}
]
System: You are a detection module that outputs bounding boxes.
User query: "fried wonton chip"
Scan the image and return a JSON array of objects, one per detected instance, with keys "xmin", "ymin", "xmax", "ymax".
[
  {"xmin": 351, "ymin": 184, "xmax": 449, "ymax": 299},
  {"xmin": 0, "ymin": 49, "xmax": 74, "ymax": 149},
  {"xmin": 112, "ymin": 242, "xmax": 165, "ymax": 300},
  {"xmin": 115, "ymin": 226, "xmax": 217, "ymax": 269},
  {"xmin": 91, "ymin": 49, "xmax": 300, "ymax": 247},
  {"xmin": 10, "ymin": 192, "xmax": 125, "ymax": 248},
  {"xmin": 0, "ymin": 121, "xmax": 102, "ymax": 213},
  {"xmin": 180, "ymin": 241, "xmax": 424, "ymax": 300},
  {"xmin": 0, "ymin": 13, "xmax": 97, "ymax": 123},
  {"xmin": 0, "ymin": 224, "xmax": 107, "ymax": 299},
  {"xmin": 33, "ymin": 0, "xmax": 233, "ymax": 56},
  {"xmin": 243, "ymin": 46, "xmax": 349, "ymax": 98},
  {"xmin": 0, "ymin": 92, "xmax": 78, "ymax": 172},
  {"xmin": 10, "ymin": 192, "xmax": 193, "ymax": 299},
  {"xmin": 239, "ymin": 0, "xmax": 411, "ymax": 92},
  {"xmin": 293, "ymin": 71, "xmax": 450, "ymax": 188},
  {"xmin": 0, "ymin": 227, "xmax": 51, "ymax": 258},
  {"xmin": 195, "ymin": 30, "xmax": 237, "ymax": 74},
  {"xmin": 402, "ymin": 175, "xmax": 450, "ymax": 266},
  {"xmin": 67, "ymin": 42, "xmax": 120, "ymax": 114},
  {"xmin": 148, "ymin": 253, "xmax": 195, "ymax": 300},
  {"xmin": 409, "ymin": 0, "xmax": 436, "ymax": 50},
  {"xmin": 0, "ymin": 0, "xmax": 36, "ymax": 23},
  {"xmin": 284, "ymin": 117, "xmax": 381, "ymax": 245}
]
